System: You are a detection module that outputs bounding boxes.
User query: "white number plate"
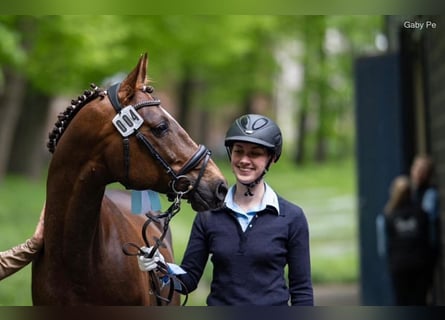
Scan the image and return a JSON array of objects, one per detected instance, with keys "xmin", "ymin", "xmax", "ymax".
[{"xmin": 112, "ymin": 105, "xmax": 144, "ymax": 137}]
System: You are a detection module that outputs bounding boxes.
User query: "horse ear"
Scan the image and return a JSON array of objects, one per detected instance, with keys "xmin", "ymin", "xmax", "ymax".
[
  {"xmin": 119, "ymin": 53, "xmax": 148, "ymax": 103},
  {"xmin": 135, "ymin": 52, "xmax": 148, "ymax": 86}
]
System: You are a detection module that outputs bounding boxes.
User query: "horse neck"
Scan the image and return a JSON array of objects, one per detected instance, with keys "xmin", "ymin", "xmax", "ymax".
[{"xmin": 45, "ymin": 154, "xmax": 108, "ymax": 266}]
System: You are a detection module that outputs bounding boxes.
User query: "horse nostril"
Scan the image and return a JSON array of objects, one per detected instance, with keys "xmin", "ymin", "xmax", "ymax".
[{"xmin": 216, "ymin": 181, "xmax": 228, "ymax": 201}]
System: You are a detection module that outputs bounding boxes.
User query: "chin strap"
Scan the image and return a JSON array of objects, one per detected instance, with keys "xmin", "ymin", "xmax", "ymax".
[{"xmin": 241, "ymin": 170, "xmax": 268, "ymax": 197}]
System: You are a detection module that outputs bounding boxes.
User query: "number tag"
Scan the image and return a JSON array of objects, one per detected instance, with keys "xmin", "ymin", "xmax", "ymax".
[{"xmin": 112, "ymin": 105, "xmax": 144, "ymax": 137}]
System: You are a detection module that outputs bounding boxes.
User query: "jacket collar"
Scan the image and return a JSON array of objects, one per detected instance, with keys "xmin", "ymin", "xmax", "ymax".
[{"xmin": 224, "ymin": 183, "xmax": 280, "ymax": 216}]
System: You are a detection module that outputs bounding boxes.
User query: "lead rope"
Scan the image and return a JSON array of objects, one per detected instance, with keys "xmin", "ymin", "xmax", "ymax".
[{"xmin": 122, "ymin": 194, "xmax": 189, "ymax": 306}]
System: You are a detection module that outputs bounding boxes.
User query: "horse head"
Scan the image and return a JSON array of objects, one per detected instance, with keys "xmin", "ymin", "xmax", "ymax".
[{"xmin": 49, "ymin": 53, "xmax": 228, "ymax": 211}]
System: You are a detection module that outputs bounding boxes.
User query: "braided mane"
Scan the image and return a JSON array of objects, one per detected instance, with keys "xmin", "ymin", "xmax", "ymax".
[{"xmin": 47, "ymin": 83, "xmax": 105, "ymax": 153}]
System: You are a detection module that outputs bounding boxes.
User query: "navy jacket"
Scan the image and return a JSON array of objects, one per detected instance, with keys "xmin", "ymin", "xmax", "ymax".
[{"xmin": 178, "ymin": 196, "xmax": 313, "ymax": 306}]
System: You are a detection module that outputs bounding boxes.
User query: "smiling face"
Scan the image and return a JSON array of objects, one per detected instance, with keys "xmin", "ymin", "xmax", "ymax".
[{"xmin": 230, "ymin": 141, "xmax": 273, "ymax": 185}]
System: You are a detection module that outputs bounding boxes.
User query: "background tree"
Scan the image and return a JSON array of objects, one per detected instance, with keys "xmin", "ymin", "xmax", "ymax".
[
  {"xmin": 0, "ymin": 16, "xmax": 31, "ymax": 181},
  {"xmin": 292, "ymin": 15, "xmax": 383, "ymax": 164}
]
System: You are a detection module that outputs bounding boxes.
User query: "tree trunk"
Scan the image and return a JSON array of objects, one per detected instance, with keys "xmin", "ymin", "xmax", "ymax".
[
  {"xmin": 0, "ymin": 68, "xmax": 27, "ymax": 181},
  {"xmin": 198, "ymin": 110, "xmax": 209, "ymax": 147},
  {"xmin": 294, "ymin": 16, "xmax": 313, "ymax": 165},
  {"xmin": 177, "ymin": 64, "xmax": 193, "ymax": 129},
  {"xmin": 242, "ymin": 93, "xmax": 255, "ymax": 115},
  {"xmin": 314, "ymin": 26, "xmax": 328, "ymax": 163},
  {"xmin": 294, "ymin": 107, "xmax": 307, "ymax": 164},
  {"xmin": 7, "ymin": 82, "xmax": 51, "ymax": 179}
]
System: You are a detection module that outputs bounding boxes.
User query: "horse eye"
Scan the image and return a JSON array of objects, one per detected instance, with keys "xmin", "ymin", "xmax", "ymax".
[{"xmin": 151, "ymin": 122, "xmax": 169, "ymax": 137}]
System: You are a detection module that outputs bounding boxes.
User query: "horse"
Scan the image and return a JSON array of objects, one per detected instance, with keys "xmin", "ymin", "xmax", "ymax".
[{"xmin": 31, "ymin": 53, "xmax": 228, "ymax": 305}]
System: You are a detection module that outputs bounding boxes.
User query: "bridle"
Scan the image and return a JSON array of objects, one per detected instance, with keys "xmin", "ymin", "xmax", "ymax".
[
  {"xmin": 107, "ymin": 82, "xmax": 211, "ymax": 201},
  {"xmin": 108, "ymin": 82, "xmax": 210, "ymax": 305}
]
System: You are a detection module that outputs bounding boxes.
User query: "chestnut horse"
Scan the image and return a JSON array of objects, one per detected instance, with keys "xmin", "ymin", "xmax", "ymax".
[{"xmin": 31, "ymin": 53, "xmax": 228, "ymax": 305}]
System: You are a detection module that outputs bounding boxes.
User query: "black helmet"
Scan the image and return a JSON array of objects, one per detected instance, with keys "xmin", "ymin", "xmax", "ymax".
[{"xmin": 224, "ymin": 114, "xmax": 282, "ymax": 162}]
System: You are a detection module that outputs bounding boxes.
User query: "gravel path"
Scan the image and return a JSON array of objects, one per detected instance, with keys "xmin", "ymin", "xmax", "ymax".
[{"xmin": 313, "ymin": 283, "xmax": 360, "ymax": 306}]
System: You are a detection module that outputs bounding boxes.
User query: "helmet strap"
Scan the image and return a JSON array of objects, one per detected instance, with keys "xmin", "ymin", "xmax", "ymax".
[
  {"xmin": 244, "ymin": 188, "xmax": 254, "ymax": 197},
  {"xmin": 242, "ymin": 178, "xmax": 261, "ymax": 197}
]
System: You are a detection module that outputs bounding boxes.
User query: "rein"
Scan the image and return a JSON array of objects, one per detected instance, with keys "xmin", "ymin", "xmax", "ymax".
[{"xmin": 122, "ymin": 194, "xmax": 189, "ymax": 306}]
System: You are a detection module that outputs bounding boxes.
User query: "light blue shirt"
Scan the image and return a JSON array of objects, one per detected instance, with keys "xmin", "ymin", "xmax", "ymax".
[
  {"xmin": 376, "ymin": 213, "xmax": 387, "ymax": 257},
  {"xmin": 422, "ymin": 187, "xmax": 439, "ymax": 246},
  {"xmin": 224, "ymin": 183, "xmax": 280, "ymax": 232}
]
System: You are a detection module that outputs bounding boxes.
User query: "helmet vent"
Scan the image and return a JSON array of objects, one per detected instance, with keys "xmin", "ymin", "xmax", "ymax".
[
  {"xmin": 240, "ymin": 116, "xmax": 250, "ymax": 128},
  {"xmin": 252, "ymin": 118, "xmax": 268, "ymax": 130}
]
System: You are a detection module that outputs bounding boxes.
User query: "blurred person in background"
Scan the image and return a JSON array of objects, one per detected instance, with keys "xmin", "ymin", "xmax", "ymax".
[
  {"xmin": 410, "ymin": 154, "xmax": 440, "ymax": 303},
  {"xmin": 376, "ymin": 155, "xmax": 440, "ymax": 305},
  {"xmin": 383, "ymin": 175, "xmax": 432, "ymax": 305}
]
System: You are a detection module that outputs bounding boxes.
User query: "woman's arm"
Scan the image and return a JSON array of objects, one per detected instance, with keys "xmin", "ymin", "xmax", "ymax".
[
  {"xmin": 0, "ymin": 204, "xmax": 45, "ymax": 280},
  {"xmin": 287, "ymin": 209, "xmax": 314, "ymax": 306}
]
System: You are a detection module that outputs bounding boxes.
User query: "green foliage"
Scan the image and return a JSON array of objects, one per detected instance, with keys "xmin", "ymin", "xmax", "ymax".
[
  {"xmin": 26, "ymin": 16, "xmax": 135, "ymax": 93},
  {"xmin": 0, "ymin": 16, "xmax": 26, "ymax": 68},
  {"xmin": 292, "ymin": 15, "xmax": 384, "ymax": 162},
  {"xmin": 1, "ymin": 15, "xmax": 382, "ymax": 101}
]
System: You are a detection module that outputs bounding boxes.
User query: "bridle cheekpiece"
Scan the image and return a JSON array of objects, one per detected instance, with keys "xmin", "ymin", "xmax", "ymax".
[{"xmin": 106, "ymin": 82, "xmax": 211, "ymax": 201}]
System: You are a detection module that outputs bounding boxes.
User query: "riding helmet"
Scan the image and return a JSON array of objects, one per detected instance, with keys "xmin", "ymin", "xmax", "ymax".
[{"xmin": 224, "ymin": 114, "xmax": 282, "ymax": 162}]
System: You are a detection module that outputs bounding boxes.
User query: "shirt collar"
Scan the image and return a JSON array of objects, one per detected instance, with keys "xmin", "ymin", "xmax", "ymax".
[{"xmin": 224, "ymin": 183, "xmax": 280, "ymax": 215}]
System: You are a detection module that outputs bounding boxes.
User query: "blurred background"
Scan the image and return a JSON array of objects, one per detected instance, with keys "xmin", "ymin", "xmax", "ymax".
[{"xmin": 0, "ymin": 15, "xmax": 443, "ymax": 306}]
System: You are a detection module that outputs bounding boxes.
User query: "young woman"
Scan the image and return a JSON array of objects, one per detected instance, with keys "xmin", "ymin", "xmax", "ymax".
[
  {"xmin": 138, "ymin": 114, "xmax": 313, "ymax": 306},
  {"xmin": 0, "ymin": 205, "xmax": 45, "ymax": 280}
]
